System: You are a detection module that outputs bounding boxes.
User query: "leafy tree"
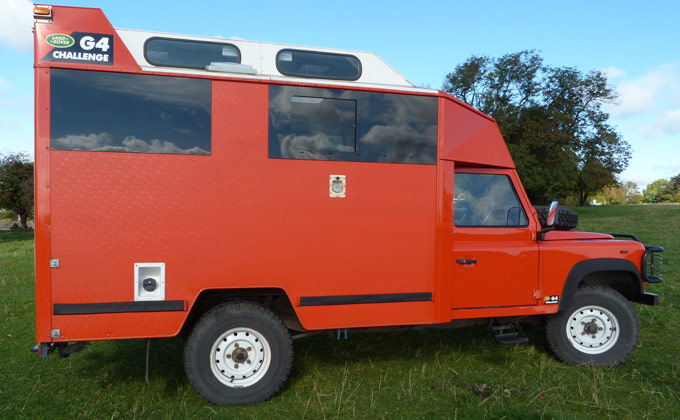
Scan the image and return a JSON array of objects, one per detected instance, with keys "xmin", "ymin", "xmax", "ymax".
[
  {"xmin": 442, "ymin": 51, "xmax": 630, "ymax": 205},
  {"xmin": 576, "ymin": 158, "xmax": 616, "ymax": 206},
  {"xmin": 592, "ymin": 181, "xmax": 642, "ymax": 205},
  {"xmin": 642, "ymin": 179, "xmax": 672, "ymax": 203},
  {"xmin": 592, "ymin": 185, "xmax": 625, "ymax": 205},
  {"xmin": 669, "ymin": 173, "xmax": 680, "ymax": 203},
  {"xmin": 624, "ymin": 181, "xmax": 643, "ymax": 204},
  {"xmin": 0, "ymin": 153, "xmax": 34, "ymax": 229}
]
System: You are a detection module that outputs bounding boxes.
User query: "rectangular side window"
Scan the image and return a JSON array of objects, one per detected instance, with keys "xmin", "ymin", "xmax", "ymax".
[
  {"xmin": 269, "ymin": 85, "xmax": 437, "ymax": 164},
  {"xmin": 50, "ymin": 69, "xmax": 211, "ymax": 155},
  {"xmin": 454, "ymin": 173, "xmax": 528, "ymax": 227}
]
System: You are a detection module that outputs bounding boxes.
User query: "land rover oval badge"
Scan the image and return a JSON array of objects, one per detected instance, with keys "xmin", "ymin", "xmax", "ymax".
[{"xmin": 46, "ymin": 34, "xmax": 75, "ymax": 48}]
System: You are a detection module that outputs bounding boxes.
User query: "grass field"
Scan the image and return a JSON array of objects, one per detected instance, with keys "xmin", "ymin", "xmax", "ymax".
[{"xmin": 1, "ymin": 205, "xmax": 678, "ymax": 419}]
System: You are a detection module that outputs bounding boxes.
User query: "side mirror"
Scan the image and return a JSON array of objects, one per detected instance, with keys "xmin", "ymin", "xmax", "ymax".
[{"xmin": 547, "ymin": 201, "xmax": 559, "ymax": 227}]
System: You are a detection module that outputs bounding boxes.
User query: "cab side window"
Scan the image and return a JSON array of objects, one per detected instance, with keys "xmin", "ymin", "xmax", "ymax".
[{"xmin": 454, "ymin": 173, "xmax": 528, "ymax": 227}]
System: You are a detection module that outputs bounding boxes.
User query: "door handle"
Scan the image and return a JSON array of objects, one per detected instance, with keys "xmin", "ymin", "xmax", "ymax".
[{"xmin": 456, "ymin": 259, "xmax": 477, "ymax": 265}]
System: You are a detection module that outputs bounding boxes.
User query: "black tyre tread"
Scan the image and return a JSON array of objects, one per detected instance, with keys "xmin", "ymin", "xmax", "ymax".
[
  {"xmin": 545, "ymin": 285, "xmax": 639, "ymax": 366},
  {"xmin": 533, "ymin": 205, "xmax": 578, "ymax": 230},
  {"xmin": 184, "ymin": 301, "xmax": 293, "ymax": 406}
]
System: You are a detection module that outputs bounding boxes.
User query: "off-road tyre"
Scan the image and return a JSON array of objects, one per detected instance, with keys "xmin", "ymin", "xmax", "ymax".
[
  {"xmin": 545, "ymin": 285, "xmax": 639, "ymax": 366},
  {"xmin": 533, "ymin": 205, "xmax": 578, "ymax": 230},
  {"xmin": 184, "ymin": 301, "xmax": 293, "ymax": 406}
]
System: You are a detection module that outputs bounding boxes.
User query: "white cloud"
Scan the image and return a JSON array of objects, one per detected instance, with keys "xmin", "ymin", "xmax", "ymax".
[
  {"xmin": 647, "ymin": 109, "xmax": 680, "ymax": 137},
  {"xmin": 0, "ymin": 74, "xmax": 32, "ymax": 113},
  {"xmin": 0, "ymin": 0, "xmax": 33, "ymax": 53},
  {"xmin": 51, "ymin": 133, "xmax": 112, "ymax": 150},
  {"xmin": 608, "ymin": 63, "xmax": 678, "ymax": 118},
  {"xmin": 51, "ymin": 132, "xmax": 209, "ymax": 155},
  {"xmin": 0, "ymin": 75, "xmax": 16, "ymax": 108},
  {"xmin": 0, "ymin": 115, "xmax": 21, "ymax": 130},
  {"xmin": 600, "ymin": 66, "xmax": 626, "ymax": 80}
]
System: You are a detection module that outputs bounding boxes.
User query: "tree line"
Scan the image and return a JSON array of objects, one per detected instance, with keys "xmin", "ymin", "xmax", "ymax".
[{"xmin": 592, "ymin": 174, "xmax": 680, "ymax": 205}]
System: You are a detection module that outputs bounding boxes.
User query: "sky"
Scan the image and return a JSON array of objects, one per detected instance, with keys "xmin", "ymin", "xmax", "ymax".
[{"xmin": 0, "ymin": 0, "xmax": 678, "ymax": 190}]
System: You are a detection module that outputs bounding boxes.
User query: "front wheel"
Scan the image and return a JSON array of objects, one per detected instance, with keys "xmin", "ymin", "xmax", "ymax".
[
  {"xmin": 545, "ymin": 285, "xmax": 639, "ymax": 366},
  {"xmin": 184, "ymin": 301, "xmax": 293, "ymax": 406}
]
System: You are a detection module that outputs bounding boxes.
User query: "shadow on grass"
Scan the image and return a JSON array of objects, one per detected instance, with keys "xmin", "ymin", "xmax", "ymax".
[
  {"xmin": 287, "ymin": 324, "xmax": 554, "ymax": 382},
  {"xmin": 74, "ymin": 337, "xmax": 187, "ymax": 393},
  {"xmin": 67, "ymin": 321, "xmax": 556, "ymax": 394},
  {"xmin": 0, "ymin": 230, "xmax": 34, "ymax": 243}
]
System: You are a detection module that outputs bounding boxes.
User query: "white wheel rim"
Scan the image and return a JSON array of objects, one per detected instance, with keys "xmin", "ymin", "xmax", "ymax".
[
  {"xmin": 210, "ymin": 327, "xmax": 272, "ymax": 388},
  {"xmin": 566, "ymin": 305, "xmax": 619, "ymax": 354}
]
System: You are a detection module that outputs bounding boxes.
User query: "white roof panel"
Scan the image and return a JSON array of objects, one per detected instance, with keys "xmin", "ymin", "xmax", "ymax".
[{"xmin": 116, "ymin": 28, "xmax": 437, "ymax": 93}]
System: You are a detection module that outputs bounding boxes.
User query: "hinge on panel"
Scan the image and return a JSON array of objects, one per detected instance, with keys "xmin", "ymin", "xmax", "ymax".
[
  {"xmin": 50, "ymin": 259, "xmax": 60, "ymax": 268},
  {"xmin": 532, "ymin": 289, "xmax": 543, "ymax": 299}
]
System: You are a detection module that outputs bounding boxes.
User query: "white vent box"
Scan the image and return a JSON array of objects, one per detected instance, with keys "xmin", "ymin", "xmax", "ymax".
[{"xmin": 134, "ymin": 263, "xmax": 165, "ymax": 301}]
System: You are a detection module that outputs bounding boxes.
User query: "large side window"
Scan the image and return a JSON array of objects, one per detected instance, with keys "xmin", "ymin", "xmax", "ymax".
[
  {"xmin": 269, "ymin": 85, "xmax": 437, "ymax": 164},
  {"xmin": 454, "ymin": 173, "xmax": 528, "ymax": 227},
  {"xmin": 50, "ymin": 69, "xmax": 211, "ymax": 155}
]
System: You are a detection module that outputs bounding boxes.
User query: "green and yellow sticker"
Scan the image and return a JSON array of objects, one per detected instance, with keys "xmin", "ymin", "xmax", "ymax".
[{"xmin": 45, "ymin": 33, "xmax": 75, "ymax": 48}]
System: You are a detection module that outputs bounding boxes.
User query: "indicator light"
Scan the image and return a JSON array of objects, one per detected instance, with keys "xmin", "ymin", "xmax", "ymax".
[{"xmin": 34, "ymin": 6, "xmax": 51, "ymax": 15}]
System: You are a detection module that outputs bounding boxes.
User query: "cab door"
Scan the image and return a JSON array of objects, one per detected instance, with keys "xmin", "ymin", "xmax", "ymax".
[{"xmin": 451, "ymin": 169, "xmax": 539, "ymax": 309}]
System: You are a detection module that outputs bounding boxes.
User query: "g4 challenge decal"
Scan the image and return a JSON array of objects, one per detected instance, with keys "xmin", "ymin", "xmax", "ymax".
[{"xmin": 42, "ymin": 32, "xmax": 114, "ymax": 65}]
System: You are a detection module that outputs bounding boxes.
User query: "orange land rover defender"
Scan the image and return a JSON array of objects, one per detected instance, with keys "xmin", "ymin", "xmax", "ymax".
[{"xmin": 32, "ymin": 5, "xmax": 663, "ymax": 406}]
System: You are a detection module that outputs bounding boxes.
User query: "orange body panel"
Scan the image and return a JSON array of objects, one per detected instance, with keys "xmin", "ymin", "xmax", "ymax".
[
  {"xmin": 539, "ymin": 239, "xmax": 646, "ymax": 300},
  {"xmin": 34, "ymin": 6, "xmax": 650, "ymax": 344},
  {"xmin": 440, "ymin": 98, "xmax": 515, "ymax": 168}
]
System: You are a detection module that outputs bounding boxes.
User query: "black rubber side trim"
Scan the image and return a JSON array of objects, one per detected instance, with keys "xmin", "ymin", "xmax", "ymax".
[
  {"xmin": 53, "ymin": 300, "xmax": 185, "ymax": 315},
  {"xmin": 300, "ymin": 292, "xmax": 432, "ymax": 307},
  {"xmin": 452, "ymin": 304, "xmax": 532, "ymax": 310},
  {"xmin": 558, "ymin": 258, "xmax": 642, "ymax": 311}
]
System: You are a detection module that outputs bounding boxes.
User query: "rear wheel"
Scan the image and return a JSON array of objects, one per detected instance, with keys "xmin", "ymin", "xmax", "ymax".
[
  {"xmin": 184, "ymin": 301, "xmax": 293, "ymax": 406},
  {"xmin": 545, "ymin": 286, "xmax": 639, "ymax": 366}
]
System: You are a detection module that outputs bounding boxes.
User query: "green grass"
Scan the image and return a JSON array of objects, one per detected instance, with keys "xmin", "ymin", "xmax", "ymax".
[{"xmin": 1, "ymin": 204, "xmax": 678, "ymax": 419}]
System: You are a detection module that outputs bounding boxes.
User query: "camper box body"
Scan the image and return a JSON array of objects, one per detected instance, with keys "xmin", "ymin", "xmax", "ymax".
[{"xmin": 33, "ymin": 6, "xmax": 551, "ymax": 344}]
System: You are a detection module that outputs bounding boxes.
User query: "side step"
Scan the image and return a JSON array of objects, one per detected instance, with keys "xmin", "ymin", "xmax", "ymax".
[{"xmin": 489, "ymin": 319, "xmax": 528, "ymax": 344}]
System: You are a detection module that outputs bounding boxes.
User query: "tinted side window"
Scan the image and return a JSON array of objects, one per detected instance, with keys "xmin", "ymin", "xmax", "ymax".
[
  {"xmin": 145, "ymin": 37, "xmax": 240, "ymax": 69},
  {"xmin": 50, "ymin": 69, "xmax": 211, "ymax": 155},
  {"xmin": 454, "ymin": 174, "xmax": 528, "ymax": 227},
  {"xmin": 277, "ymin": 49, "xmax": 361, "ymax": 80},
  {"xmin": 269, "ymin": 85, "xmax": 437, "ymax": 164}
]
